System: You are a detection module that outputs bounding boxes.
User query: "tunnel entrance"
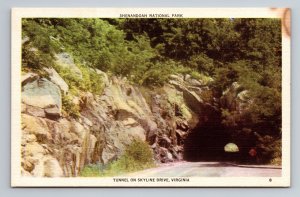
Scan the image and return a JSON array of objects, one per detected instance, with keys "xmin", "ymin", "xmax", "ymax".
[
  {"xmin": 181, "ymin": 103, "xmax": 260, "ymax": 163},
  {"xmin": 183, "ymin": 123, "xmax": 231, "ymax": 161}
]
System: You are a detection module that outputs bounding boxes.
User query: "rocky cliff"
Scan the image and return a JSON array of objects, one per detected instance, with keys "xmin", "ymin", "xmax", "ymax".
[{"xmin": 20, "ymin": 53, "xmax": 217, "ymax": 177}]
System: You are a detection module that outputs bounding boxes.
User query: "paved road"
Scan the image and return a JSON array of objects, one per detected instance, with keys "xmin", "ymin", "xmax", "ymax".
[{"xmin": 125, "ymin": 161, "xmax": 281, "ymax": 177}]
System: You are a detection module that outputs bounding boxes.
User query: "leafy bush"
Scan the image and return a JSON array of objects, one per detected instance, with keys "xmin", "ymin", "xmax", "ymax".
[
  {"xmin": 80, "ymin": 138, "xmax": 155, "ymax": 177},
  {"xmin": 140, "ymin": 61, "xmax": 175, "ymax": 86},
  {"xmin": 106, "ymin": 138, "xmax": 155, "ymax": 173},
  {"xmin": 78, "ymin": 65, "xmax": 104, "ymax": 95},
  {"xmin": 22, "ymin": 19, "xmax": 61, "ymax": 54},
  {"xmin": 80, "ymin": 164, "xmax": 103, "ymax": 177},
  {"xmin": 270, "ymin": 139, "xmax": 282, "ymax": 166},
  {"xmin": 22, "ymin": 42, "xmax": 54, "ymax": 74},
  {"xmin": 187, "ymin": 53, "xmax": 214, "ymax": 75},
  {"xmin": 61, "ymin": 94, "xmax": 80, "ymax": 118}
]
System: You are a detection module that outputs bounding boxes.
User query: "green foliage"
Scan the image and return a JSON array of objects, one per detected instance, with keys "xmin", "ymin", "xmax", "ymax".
[
  {"xmin": 80, "ymin": 139, "xmax": 155, "ymax": 177},
  {"xmin": 187, "ymin": 53, "xmax": 214, "ymax": 75},
  {"xmin": 22, "ymin": 18, "xmax": 162, "ymax": 86},
  {"xmin": 221, "ymin": 108, "xmax": 238, "ymax": 128},
  {"xmin": 269, "ymin": 139, "xmax": 282, "ymax": 165},
  {"xmin": 125, "ymin": 138, "xmax": 154, "ymax": 165},
  {"xmin": 255, "ymin": 134, "xmax": 282, "ymax": 165},
  {"xmin": 107, "ymin": 138, "xmax": 155, "ymax": 174},
  {"xmin": 140, "ymin": 60, "xmax": 176, "ymax": 86},
  {"xmin": 62, "ymin": 94, "xmax": 80, "ymax": 118},
  {"xmin": 80, "ymin": 164, "xmax": 103, "ymax": 177},
  {"xmin": 22, "ymin": 42, "xmax": 54, "ymax": 74},
  {"xmin": 79, "ymin": 66, "xmax": 105, "ymax": 95},
  {"xmin": 22, "ymin": 19, "xmax": 61, "ymax": 54}
]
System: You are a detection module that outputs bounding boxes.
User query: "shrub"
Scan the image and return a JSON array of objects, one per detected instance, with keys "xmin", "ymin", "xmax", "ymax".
[
  {"xmin": 107, "ymin": 138, "xmax": 155, "ymax": 173},
  {"xmin": 270, "ymin": 139, "xmax": 281, "ymax": 166},
  {"xmin": 80, "ymin": 138, "xmax": 155, "ymax": 177},
  {"xmin": 79, "ymin": 65, "xmax": 104, "ymax": 95},
  {"xmin": 61, "ymin": 94, "xmax": 80, "ymax": 118},
  {"xmin": 80, "ymin": 164, "xmax": 103, "ymax": 177},
  {"xmin": 187, "ymin": 53, "xmax": 214, "ymax": 75},
  {"xmin": 140, "ymin": 61, "xmax": 175, "ymax": 86},
  {"xmin": 22, "ymin": 42, "xmax": 54, "ymax": 75},
  {"xmin": 125, "ymin": 139, "xmax": 154, "ymax": 165},
  {"xmin": 190, "ymin": 71, "xmax": 213, "ymax": 85}
]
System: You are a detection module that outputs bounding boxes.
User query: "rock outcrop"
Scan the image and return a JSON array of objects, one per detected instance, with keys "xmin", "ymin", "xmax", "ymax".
[
  {"xmin": 220, "ymin": 82, "xmax": 251, "ymax": 115},
  {"xmin": 22, "ymin": 78, "xmax": 62, "ymax": 110},
  {"xmin": 44, "ymin": 67, "xmax": 69, "ymax": 94},
  {"xmin": 21, "ymin": 62, "xmax": 214, "ymax": 177}
]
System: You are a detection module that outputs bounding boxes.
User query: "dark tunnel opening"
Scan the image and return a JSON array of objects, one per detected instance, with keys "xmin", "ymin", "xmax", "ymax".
[
  {"xmin": 182, "ymin": 119, "xmax": 259, "ymax": 163},
  {"xmin": 183, "ymin": 123, "xmax": 231, "ymax": 162},
  {"xmin": 181, "ymin": 103, "xmax": 260, "ymax": 163},
  {"xmin": 182, "ymin": 104, "xmax": 241, "ymax": 162}
]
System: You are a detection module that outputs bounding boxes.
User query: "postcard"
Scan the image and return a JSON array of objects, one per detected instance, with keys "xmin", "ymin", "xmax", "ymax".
[{"xmin": 11, "ymin": 8, "xmax": 290, "ymax": 187}]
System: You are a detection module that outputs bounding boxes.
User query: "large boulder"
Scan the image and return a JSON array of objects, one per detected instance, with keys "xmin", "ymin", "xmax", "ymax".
[
  {"xmin": 99, "ymin": 122, "xmax": 147, "ymax": 164},
  {"xmin": 169, "ymin": 79, "xmax": 204, "ymax": 115},
  {"xmin": 22, "ymin": 78, "xmax": 62, "ymax": 110}
]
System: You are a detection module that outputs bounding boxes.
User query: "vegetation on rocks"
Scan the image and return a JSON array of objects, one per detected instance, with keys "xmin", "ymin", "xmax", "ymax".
[{"xmin": 80, "ymin": 139, "xmax": 155, "ymax": 177}]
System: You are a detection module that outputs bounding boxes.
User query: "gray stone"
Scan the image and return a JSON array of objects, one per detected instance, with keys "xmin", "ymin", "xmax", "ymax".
[
  {"xmin": 44, "ymin": 67, "xmax": 69, "ymax": 94},
  {"xmin": 169, "ymin": 79, "xmax": 204, "ymax": 114},
  {"xmin": 169, "ymin": 74, "xmax": 184, "ymax": 82},
  {"xmin": 126, "ymin": 125, "xmax": 146, "ymax": 141},
  {"xmin": 187, "ymin": 78, "xmax": 203, "ymax": 87},
  {"xmin": 22, "ymin": 78, "xmax": 62, "ymax": 110},
  {"xmin": 184, "ymin": 74, "xmax": 191, "ymax": 81},
  {"xmin": 22, "ymin": 36, "xmax": 30, "ymax": 45},
  {"xmin": 144, "ymin": 119, "xmax": 158, "ymax": 139},
  {"xmin": 162, "ymin": 135, "xmax": 172, "ymax": 144},
  {"xmin": 22, "ymin": 133, "xmax": 37, "ymax": 145},
  {"xmin": 22, "ymin": 158, "xmax": 35, "ymax": 172}
]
